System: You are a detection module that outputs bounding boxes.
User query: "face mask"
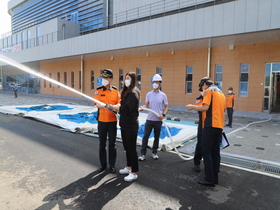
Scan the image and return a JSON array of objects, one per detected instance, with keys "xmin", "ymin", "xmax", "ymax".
[
  {"xmin": 228, "ymin": 90, "xmax": 232, "ymax": 94},
  {"xmin": 125, "ymin": 79, "xmax": 131, "ymax": 87},
  {"xmin": 102, "ymin": 78, "xmax": 109, "ymax": 86},
  {"xmin": 153, "ymin": 83, "xmax": 159, "ymax": 89}
]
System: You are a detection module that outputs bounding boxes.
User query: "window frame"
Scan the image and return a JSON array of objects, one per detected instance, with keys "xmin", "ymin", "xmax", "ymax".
[
  {"xmin": 239, "ymin": 64, "xmax": 249, "ymax": 97},
  {"xmin": 186, "ymin": 66, "xmax": 193, "ymax": 94},
  {"xmin": 215, "ymin": 65, "xmax": 223, "ymax": 90}
]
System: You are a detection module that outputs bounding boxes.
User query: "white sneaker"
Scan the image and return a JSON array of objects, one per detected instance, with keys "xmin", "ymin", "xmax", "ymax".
[
  {"xmin": 138, "ymin": 155, "xmax": 146, "ymax": 161},
  {"xmin": 119, "ymin": 167, "xmax": 131, "ymax": 175},
  {"xmin": 124, "ymin": 173, "xmax": 138, "ymax": 182},
  {"xmin": 151, "ymin": 153, "xmax": 158, "ymax": 160}
]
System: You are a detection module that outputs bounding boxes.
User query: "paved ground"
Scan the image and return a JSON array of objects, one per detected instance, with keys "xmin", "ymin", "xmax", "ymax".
[
  {"xmin": 1, "ymin": 90, "xmax": 280, "ymax": 210},
  {"xmin": 1, "ymin": 91, "xmax": 280, "ymax": 165}
]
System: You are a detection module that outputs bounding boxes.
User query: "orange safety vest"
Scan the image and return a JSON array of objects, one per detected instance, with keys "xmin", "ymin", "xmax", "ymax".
[{"xmin": 94, "ymin": 86, "xmax": 120, "ymax": 122}]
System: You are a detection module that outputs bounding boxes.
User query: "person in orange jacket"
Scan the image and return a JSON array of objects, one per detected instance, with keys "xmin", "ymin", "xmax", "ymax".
[
  {"xmin": 226, "ymin": 87, "xmax": 236, "ymax": 128},
  {"xmin": 94, "ymin": 69, "xmax": 121, "ymax": 173}
]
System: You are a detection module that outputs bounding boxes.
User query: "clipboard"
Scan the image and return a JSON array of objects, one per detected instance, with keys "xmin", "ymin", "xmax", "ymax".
[{"xmin": 220, "ymin": 132, "xmax": 230, "ymax": 150}]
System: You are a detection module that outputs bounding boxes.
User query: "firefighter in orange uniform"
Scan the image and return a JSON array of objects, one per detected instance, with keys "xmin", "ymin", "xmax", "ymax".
[
  {"xmin": 226, "ymin": 87, "xmax": 236, "ymax": 128},
  {"xmin": 94, "ymin": 69, "xmax": 120, "ymax": 173},
  {"xmin": 186, "ymin": 77, "xmax": 226, "ymax": 187}
]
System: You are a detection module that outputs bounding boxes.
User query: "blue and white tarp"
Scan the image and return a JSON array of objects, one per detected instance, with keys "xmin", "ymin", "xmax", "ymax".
[{"xmin": 0, "ymin": 103, "xmax": 197, "ymax": 150}]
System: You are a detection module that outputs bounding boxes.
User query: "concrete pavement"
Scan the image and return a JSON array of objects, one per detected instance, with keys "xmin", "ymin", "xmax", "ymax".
[
  {"xmin": 1, "ymin": 90, "xmax": 279, "ymax": 167},
  {"xmin": 1, "ymin": 90, "xmax": 280, "ymax": 210}
]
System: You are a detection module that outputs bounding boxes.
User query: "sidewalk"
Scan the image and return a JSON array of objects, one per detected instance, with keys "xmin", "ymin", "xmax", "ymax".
[{"xmin": 1, "ymin": 90, "xmax": 280, "ymax": 166}]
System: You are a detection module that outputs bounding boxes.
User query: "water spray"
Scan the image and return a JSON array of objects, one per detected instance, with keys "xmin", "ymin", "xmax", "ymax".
[
  {"xmin": 0, "ymin": 55, "xmax": 105, "ymax": 106},
  {"xmin": 0, "ymin": 55, "xmax": 192, "ymax": 160}
]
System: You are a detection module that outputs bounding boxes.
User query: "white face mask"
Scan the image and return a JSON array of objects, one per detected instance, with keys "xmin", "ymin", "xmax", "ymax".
[
  {"xmin": 125, "ymin": 79, "xmax": 131, "ymax": 87},
  {"xmin": 102, "ymin": 78, "xmax": 109, "ymax": 86},
  {"xmin": 228, "ymin": 90, "xmax": 232, "ymax": 94},
  {"xmin": 153, "ymin": 83, "xmax": 159, "ymax": 89}
]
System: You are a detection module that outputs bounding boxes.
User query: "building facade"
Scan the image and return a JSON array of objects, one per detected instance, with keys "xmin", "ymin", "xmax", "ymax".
[{"xmin": 0, "ymin": 0, "xmax": 280, "ymax": 113}]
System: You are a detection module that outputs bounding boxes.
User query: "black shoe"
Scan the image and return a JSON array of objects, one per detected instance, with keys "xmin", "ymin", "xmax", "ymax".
[
  {"xmin": 197, "ymin": 180, "xmax": 215, "ymax": 187},
  {"xmin": 98, "ymin": 166, "xmax": 106, "ymax": 173},
  {"xmin": 225, "ymin": 124, "xmax": 230, "ymax": 127},
  {"xmin": 193, "ymin": 165, "xmax": 201, "ymax": 172},
  {"xmin": 110, "ymin": 167, "xmax": 116, "ymax": 173},
  {"xmin": 229, "ymin": 125, "xmax": 232, "ymax": 128}
]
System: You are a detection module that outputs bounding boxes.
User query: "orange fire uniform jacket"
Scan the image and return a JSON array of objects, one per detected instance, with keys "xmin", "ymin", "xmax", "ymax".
[
  {"xmin": 201, "ymin": 86, "xmax": 226, "ymax": 129},
  {"xmin": 94, "ymin": 85, "xmax": 121, "ymax": 122}
]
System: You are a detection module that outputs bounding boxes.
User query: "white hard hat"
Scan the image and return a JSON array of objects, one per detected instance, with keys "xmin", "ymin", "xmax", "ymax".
[{"xmin": 152, "ymin": 74, "xmax": 162, "ymax": 82}]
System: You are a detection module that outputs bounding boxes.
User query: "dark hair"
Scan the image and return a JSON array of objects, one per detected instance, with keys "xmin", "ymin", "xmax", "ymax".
[
  {"xmin": 198, "ymin": 77, "xmax": 213, "ymax": 91},
  {"xmin": 121, "ymin": 72, "xmax": 140, "ymax": 100}
]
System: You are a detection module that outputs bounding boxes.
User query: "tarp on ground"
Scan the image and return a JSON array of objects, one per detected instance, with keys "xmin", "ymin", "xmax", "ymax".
[{"xmin": 0, "ymin": 103, "xmax": 197, "ymax": 151}]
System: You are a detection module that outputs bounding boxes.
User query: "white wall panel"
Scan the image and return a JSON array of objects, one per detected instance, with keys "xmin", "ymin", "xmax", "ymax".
[
  {"xmin": 121, "ymin": 25, "xmax": 129, "ymax": 48},
  {"xmin": 271, "ymin": 0, "xmax": 280, "ymax": 29},
  {"xmin": 113, "ymin": 27, "xmax": 121, "ymax": 49},
  {"xmin": 245, "ymin": 0, "xmax": 258, "ymax": 32},
  {"xmin": 130, "ymin": 24, "xmax": 138, "ymax": 47},
  {"xmin": 177, "ymin": 13, "xmax": 187, "ymax": 41},
  {"xmin": 170, "ymin": 14, "xmax": 178, "ymax": 42},
  {"xmin": 223, "ymin": 3, "xmax": 234, "ymax": 35},
  {"xmin": 194, "ymin": 9, "xmax": 204, "ymax": 39},
  {"xmin": 212, "ymin": 4, "xmax": 223, "ymax": 37},
  {"xmin": 233, "ymin": 0, "xmax": 246, "ymax": 34},
  {"xmin": 185, "ymin": 11, "xmax": 195, "ymax": 40},
  {"xmin": 257, "ymin": 0, "xmax": 272, "ymax": 31},
  {"xmin": 203, "ymin": 7, "xmax": 213, "ymax": 37},
  {"xmin": 148, "ymin": 19, "xmax": 156, "ymax": 45},
  {"xmin": 96, "ymin": 31, "xmax": 105, "ymax": 51},
  {"xmin": 162, "ymin": 16, "xmax": 171, "ymax": 43},
  {"xmin": 155, "ymin": 18, "xmax": 163, "ymax": 44},
  {"xmin": 137, "ymin": 22, "xmax": 144, "ymax": 45},
  {"xmin": 142, "ymin": 21, "xmax": 150, "ymax": 45}
]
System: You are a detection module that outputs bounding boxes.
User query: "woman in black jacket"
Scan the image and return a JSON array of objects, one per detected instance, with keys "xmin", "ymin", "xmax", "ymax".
[{"xmin": 112, "ymin": 72, "xmax": 140, "ymax": 182}]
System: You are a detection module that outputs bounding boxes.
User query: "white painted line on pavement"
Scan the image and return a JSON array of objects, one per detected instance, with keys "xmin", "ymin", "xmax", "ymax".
[{"xmin": 275, "ymin": 143, "xmax": 280, "ymax": 146}]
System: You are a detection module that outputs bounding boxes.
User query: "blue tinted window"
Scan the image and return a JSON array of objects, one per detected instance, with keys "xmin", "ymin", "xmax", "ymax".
[{"xmin": 11, "ymin": 0, "xmax": 104, "ymax": 34}]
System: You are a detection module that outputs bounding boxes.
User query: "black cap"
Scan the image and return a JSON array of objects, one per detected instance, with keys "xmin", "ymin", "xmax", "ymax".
[
  {"xmin": 228, "ymin": 87, "xmax": 233, "ymax": 90},
  {"xmin": 101, "ymin": 69, "xmax": 113, "ymax": 78},
  {"xmin": 198, "ymin": 77, "xmax": 211, "ymax": 91}
]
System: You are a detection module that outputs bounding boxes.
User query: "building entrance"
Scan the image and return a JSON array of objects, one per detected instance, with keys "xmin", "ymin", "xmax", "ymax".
[
  {"xmin": 264, "ymin": 63, "xmax": 280, "ymax": 113},
  {"xmin": 271, "ymin": 72, "xmax": 280, "ymax": 113}
]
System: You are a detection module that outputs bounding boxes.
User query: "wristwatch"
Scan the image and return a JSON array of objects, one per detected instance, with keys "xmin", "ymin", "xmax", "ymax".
[
  {"xmin": 104, "ymin": 104, "xmax": 108, "ymax": 108},
  {"xmin": 162, "ymin": 114, "xmax": 165, "ymax": 117}
]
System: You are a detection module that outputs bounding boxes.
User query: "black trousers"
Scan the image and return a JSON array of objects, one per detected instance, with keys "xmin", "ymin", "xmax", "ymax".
[
  {"xmin": 97, "ymin": 121, "xmax": 117, "ymax": 168},
  {"xmin": 121, "ymin": 128, "xmax": 139, "ymax": 173},
  {"xmin": 194, "ymin": 125, "xmax": 203, "ymax": 166},
  {"xmin": 227, "ymin": 108, "xmax": 234, "ymax": 125},
  {"xmin": 201, "ymin": 127, "xmax": 222, "ymax": 183},
  {"xmin": 140, "ymin": 120, "xmax": 162, "ymax": 155}
]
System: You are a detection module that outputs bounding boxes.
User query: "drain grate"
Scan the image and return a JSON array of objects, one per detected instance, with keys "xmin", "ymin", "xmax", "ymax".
[
  {"xmin": 257, "ymin": 164, "xmax": 280, "ymax": 174},
  {"xmin": 221, "ymin": 155, "xmax": 280, "ymax": 175}
]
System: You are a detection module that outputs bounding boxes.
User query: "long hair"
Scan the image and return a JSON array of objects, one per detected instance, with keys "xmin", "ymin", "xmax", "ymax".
[{"xmin": 121, "ymin": 72, "xmax": 140, "ymax": 100}]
